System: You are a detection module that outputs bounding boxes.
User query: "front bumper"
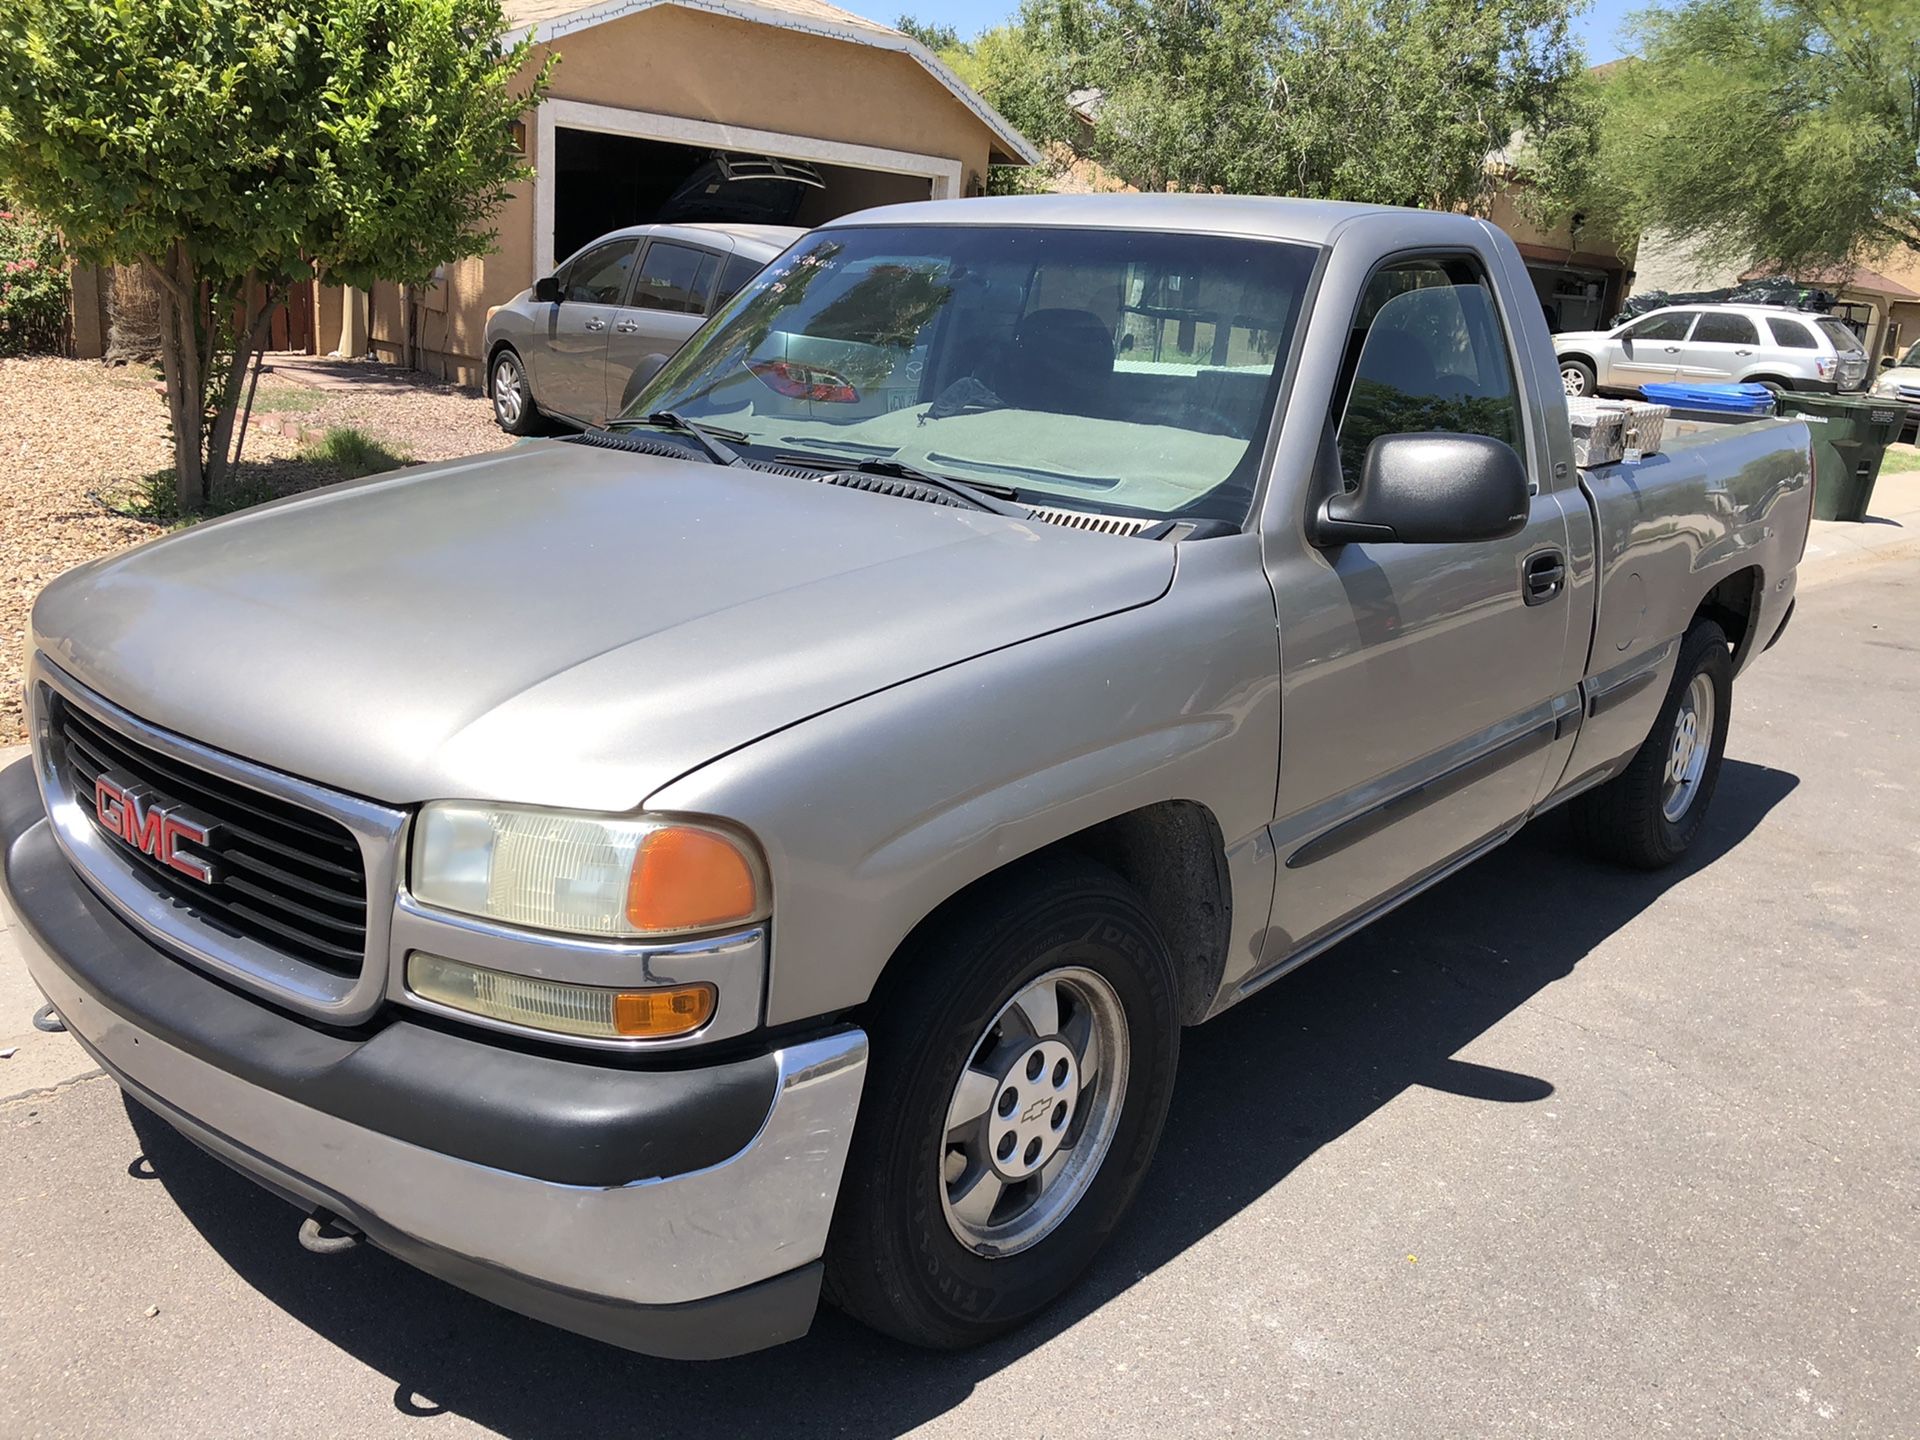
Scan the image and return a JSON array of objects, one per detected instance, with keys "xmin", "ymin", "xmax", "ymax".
[{"xmin": 2, "ymin": 758, "xmax": 867, "ymax": 1359}]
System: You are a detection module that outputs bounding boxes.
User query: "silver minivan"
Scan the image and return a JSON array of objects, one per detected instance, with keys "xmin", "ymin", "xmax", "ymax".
[
  {"xmin": 1555, "ymin": 302, "xmax": 1870, "ymax": 398},
  {"xmin": 483, "ymin": 222, "xmax": 802, "ymax": 432}
]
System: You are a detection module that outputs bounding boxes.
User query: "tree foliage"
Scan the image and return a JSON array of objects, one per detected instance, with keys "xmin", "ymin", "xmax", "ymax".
[
  {"xmin": 932, "ymin": 0, "xmax": 1593, "ymax": 212},
  {"xmin": 1595, "ymin": 0, "xmax": 1920, "ymax": 273},
  {"xmin": 0, "ymin": 0, "xmax": 552, "ymax": 508}
]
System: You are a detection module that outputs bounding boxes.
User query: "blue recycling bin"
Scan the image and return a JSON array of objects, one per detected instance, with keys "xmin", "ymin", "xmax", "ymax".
[{"xmin": 1637, "ymin": 381, "xmax": 1778, "ymax": 415}]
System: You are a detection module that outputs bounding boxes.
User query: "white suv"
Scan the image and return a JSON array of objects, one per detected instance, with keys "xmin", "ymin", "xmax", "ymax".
[{"xmin": 1555, "ymin": 303, "xmax": 1871, "ymax": 398}]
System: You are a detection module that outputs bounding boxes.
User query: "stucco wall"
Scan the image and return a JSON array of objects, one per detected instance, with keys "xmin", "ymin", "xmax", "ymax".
[{"xmin": 372, "ymin": 8, "xmax": 999, "ymax": 386}]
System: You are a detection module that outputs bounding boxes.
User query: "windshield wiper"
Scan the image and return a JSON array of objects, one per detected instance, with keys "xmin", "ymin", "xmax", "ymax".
[
  {"xmin": 612, "ymin": 411, "xmax": 743, "ymax": 466},
  {"xmin": 773, "ymin": 452, "xmax": 1026, "ymax": 516}
]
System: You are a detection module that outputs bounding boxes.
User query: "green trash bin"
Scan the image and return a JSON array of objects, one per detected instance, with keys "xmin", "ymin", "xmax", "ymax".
[{"xmin": 1777, "ymin": 392, "xmax": 1907, "ymax": 522}]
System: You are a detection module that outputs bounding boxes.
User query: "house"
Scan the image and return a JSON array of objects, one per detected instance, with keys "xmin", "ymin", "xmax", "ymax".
[
  {"xmin": 318, "ymin": 0, "xmax": 1035, "ymax": 385},
  {"xmin": 123, "ymin": 0, "xmax": 1024, "ymax": 388}
]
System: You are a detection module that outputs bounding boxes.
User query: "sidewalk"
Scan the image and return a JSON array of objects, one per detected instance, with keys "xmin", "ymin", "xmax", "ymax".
[
  {"xmin": 1800, "ymin": 448, "xmax": 1920, "ymax": 586},
  {"xmin": 0, "ymin": 742, "xmax": 95, "ymax": 1101}
]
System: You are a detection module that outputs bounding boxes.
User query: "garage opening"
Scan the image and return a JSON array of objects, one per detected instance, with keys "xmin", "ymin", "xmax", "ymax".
[{"xmin": 552, "ymin": 128, "xmax": 935, "ymax": 265}]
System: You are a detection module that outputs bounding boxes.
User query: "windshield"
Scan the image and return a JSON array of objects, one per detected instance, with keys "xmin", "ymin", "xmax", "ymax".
[
  {"xmin": 1900, "ymin": 342, "xmax": 1920, "ymax": 368},
  {"xmin": 623, "ymin": 225, "xmax": 1320, "ymax": 523}
]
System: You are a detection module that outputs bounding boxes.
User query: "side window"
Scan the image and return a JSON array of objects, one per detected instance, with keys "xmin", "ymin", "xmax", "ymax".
[
  {"xmin": 562, "ymin": 241, "xmax": 638, "ymax": 304},
  {"xmin": 1623, "ymin": 311, "xmax": 1696, "ymax": 342},
  {"xmin": 1335, "ymin": 257, "xmax": 1522, "ymax": 484},
  {"xmin": 1766, "ymin": 317, "xmax": 1816, "ymax": 349},
  {"xmin": 715, "ymin": 253, "xmax": 765, "ymax": 305},
  {"xmin": 1693, "ymin": 312, "xmax": 1758, "ymax": 345},
  {"xmin": 632, "ymin": 242, "xmax": 719, "ymax": 315}
]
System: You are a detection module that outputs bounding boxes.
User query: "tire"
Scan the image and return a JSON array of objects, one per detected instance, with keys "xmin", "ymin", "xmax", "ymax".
[
  {"xmin": 824, "ymin": 853, "xmax": 1181, "ymax": 1349},
  {"xmin": 1572, "ymin": 620, "xmax": 1733, "ymax": 869},
  {"xmin": 1560, "ymin": 358, "xmax": 1596, "ymax": 398},
  {"xmin": 489, "ymin": 347, "xmax": 542, "ymax": 436},
  {"xmin": 1748, "ymin": 376, "xmax": 1790, "ymax": 399}
]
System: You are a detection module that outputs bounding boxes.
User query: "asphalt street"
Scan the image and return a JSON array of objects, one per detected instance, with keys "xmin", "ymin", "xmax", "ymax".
[{"xmin": 3, "ymin": 559, "xmax": 1916, "ymax": 1438}]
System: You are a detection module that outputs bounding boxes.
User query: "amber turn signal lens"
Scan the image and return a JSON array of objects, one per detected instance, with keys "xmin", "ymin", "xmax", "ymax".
[
  {"xmin": 626, "ymin": 825, "xmax": 761, "ymax": 934},
  {"xmin": 613, "ymin": 985, "xmax": 717, "ymax": 1038},
  {"xmin": 407, "ymin": 952, "xmax": 717, "ymax": 1041}
]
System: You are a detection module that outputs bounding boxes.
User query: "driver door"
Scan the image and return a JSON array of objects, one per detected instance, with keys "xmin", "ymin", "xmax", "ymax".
[
  {"xmin": 537, "ymin": 237, "xmax": 639, "ymax": 421},
  {"xmin": 1263, "ymin": 254, "xmax": 1580, "ymax": 954},
  {"xmin": 1608, "ymin": 310, "xmax": 1696, "ymax": 390}
]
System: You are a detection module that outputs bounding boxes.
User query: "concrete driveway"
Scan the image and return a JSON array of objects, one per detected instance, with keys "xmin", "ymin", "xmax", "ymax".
[{"xmin": 3, "ymin": 558, "xmax": 1916, "ymax": 1438}]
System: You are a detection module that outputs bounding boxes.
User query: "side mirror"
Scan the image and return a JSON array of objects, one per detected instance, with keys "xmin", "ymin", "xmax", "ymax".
[
  {"xmin": 533, "ymin": 275, "xmax": 562, "ymax": 304},
  {"xmin": 1315, "ymin": 433, "xmax": 1531, "ymax": 546},
  {"xmin": 1881, "ymin": 355, "xmax": 1895, "ymax": 370}
]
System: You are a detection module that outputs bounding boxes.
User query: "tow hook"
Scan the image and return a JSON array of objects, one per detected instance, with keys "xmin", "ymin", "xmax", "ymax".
[
  {"xmin": 31, "ymin": 1004, "xmax": 67, "ymax": 1033},
  {"xmin": 298, "ymin": 1211, "xmax": 364, "ymax": 1255}
]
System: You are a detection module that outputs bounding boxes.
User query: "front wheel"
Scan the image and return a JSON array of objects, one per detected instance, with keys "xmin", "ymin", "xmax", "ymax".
[
  {"xmin": 824, "ymin": 854, "xmax": 1180, "ymax": 1349},
  {"xmin": 489, "ymin": 348, "xmax": 542, "ymax": 436},
  {"xmin": 1572, "ymin": 620, "xmax": 1733, "ymax": 868},
  {"xmin": 1560, "ymin": 358, "xmax": 1597, "ymax": 397}
]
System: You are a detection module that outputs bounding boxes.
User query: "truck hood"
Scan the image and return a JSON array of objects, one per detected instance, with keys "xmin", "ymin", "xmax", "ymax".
[
  {"xmin": 1554, "ymin": 328, "xmax": 1611, "ymax": 347},
  {"xmin": 32, "ymin": 442, "xmax": 1174, "ymax": 809}
]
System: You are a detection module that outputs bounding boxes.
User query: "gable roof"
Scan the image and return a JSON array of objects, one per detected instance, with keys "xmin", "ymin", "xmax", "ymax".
[{"xmin": 500, "ymin": 0, "xmax": 1039, "ymax": 165}]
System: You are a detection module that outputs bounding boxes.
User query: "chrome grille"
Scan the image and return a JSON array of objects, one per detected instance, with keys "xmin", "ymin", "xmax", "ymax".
[{"xmin": 48, "ymin": 689, "xmax": 370, "ymax": 977}]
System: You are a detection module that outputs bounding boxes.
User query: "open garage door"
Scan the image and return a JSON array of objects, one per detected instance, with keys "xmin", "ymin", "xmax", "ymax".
[
  {"xmin": 550, "ymin": 127, "xmax": 936, "ymax": 269},
  {"xmin": 534, "ymin": 100, "xmax": 962, "ymax": 277}
]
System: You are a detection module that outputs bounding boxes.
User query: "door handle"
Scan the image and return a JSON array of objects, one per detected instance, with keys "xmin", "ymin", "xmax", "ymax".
[
  {"xmin": 1663, "ymin": 346, "xmax": 1680, "ymax": 354},
  {"xmin": 584, "ymin": 318, "xmax": 607, "ymax": 332},
  {"xmin": 1524, "ymin": 550, "xmax": 1566, "ymax": 606},
  {"xmin": 614, "ymin": 321, "xmax": 639, "ymax": 334},
  {"xmin": 1735, "ymin": 348, "xmax": 1753, "ymax": 356}
]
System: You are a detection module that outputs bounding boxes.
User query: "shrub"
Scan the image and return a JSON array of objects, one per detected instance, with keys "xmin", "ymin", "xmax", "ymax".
[{"xmin": 0, "ymin": 203, "xmax": 67, "ymax": 356}]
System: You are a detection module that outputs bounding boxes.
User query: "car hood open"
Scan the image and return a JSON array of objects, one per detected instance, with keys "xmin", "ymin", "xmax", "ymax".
[{"xmin": 32, "ymin": 442, "xmax": 1174, "ymax": 810}]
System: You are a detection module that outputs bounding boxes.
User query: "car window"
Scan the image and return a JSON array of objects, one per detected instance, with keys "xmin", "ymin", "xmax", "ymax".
[
  {"xmin": 1332, "ymin": 257, "xmax": 1522, "ymax": 486},
  {"xmin": 1899, "ymin": 341, "xmax": 1919, "ymax": 367},
  {"xmin": 562, "ymin": 240, "xmax": 637, "ymax": 304},
  {"xmin": 1815, "ymin": 317, "xmax": 1865, "ymax": 354},
  {"xmin": 1766, "ymin": 317, "xmax": 1817, "ymax": 349},
  {"xmin": 632, "ymin": 242, "xmax": 718, "ymax": 315},
  {"xmin": 1692, "ymin": 312, "xmax": 1758, "ymax": 345},
  {"xmin": 1622, "ymin": 311, "xmax": 1696, "ymax": 342},
  {"xmin": 715, "ymin": 253, "xmax": 765, "ymax": 305}
]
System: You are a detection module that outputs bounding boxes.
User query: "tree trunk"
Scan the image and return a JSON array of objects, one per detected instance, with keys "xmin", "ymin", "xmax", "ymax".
[
  {"xmin": 147, "ymin": 247, "xmax": 206, "ymax": 513},
  {"xmin": 205, "ymin": 274, "xmax": 282, "ymax": 502}
]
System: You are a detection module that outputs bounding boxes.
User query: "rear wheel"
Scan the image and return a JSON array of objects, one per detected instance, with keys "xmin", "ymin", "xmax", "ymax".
[
  {"xmin": 824, "ymin": 854, "xmax": 1180, "ymax": 1349},
  {"xmin": 489, "ymin": 348, "xmax": 542, "ymax": 436},
  {"xmin": 1560, "ymin": 358, "xmax": 1596, "ymax": 397},
  {"xmin": 1572, "ymin": 620, "xmax": 1733, "ymax": 869}
]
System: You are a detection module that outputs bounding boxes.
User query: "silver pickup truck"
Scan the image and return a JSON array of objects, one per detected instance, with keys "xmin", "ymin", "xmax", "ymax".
[{"xmin": 3, "ymin": 196, "xmax": 1811, "ymax": 1359}]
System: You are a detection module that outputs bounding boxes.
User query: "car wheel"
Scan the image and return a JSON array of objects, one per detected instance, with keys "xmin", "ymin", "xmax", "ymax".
[
  {"xmin": 1560, "ymin": 359, "xmax": 1597, "ymax": 398},
  {"xmin": 490, "ymin": 349, "xmax": 541, "ymax": 436},
  {"xmin": 1571, "ymin": 620, "xmax": 1733, "ymax": 869},
  {"xmin": 824, "ymin": 853, "xmax": 1181, "ymax": 1349}
]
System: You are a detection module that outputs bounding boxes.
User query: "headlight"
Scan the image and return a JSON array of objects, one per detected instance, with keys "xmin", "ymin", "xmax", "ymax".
[{"xmin": 411, "ymin": 802, "xmax": 767, "ymax": 938}]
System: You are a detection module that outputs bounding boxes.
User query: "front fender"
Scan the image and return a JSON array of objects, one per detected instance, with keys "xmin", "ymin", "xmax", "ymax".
[{"xmin": 645, "ymin": 534, "xmax": 1283, "ymax": 1026}]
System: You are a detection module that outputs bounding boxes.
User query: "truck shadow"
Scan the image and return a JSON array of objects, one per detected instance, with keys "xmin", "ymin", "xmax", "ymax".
[{"xmin": 125, "ymin": 758, "xmax": 1797, "ymax": 1439}]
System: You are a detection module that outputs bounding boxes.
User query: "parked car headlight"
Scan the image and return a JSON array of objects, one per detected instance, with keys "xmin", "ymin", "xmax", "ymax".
[{"xmin": 411, "ymin": 802, "xmax": 768, "ymax": 939}]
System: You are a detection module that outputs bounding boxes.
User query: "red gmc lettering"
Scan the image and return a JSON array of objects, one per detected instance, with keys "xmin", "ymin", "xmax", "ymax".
[{"xmin": 93, "ymin": 776, "xmax": 213, "ymax": 883}]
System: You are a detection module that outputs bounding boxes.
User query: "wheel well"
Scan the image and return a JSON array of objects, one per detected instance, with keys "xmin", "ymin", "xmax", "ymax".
[
  {"xmin": 1694, "ymin": 566, "xmax": 1763, "ymax": 661},
  {"xmin": 1558, "ymin": 352, "xmax": 1597, "ymax": 371},
  {"xmin": 1745, "ymin": 374, "xmax": 1791, "ymax": 391},
  {"xmin": 878, "ymin": 801, "xmax": 1232, "ymax": 1028}
]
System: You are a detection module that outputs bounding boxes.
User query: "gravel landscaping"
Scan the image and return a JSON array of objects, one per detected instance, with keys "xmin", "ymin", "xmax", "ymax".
[{"xmin": 1, "ymin": 355, "xmax": 511, "ymax": 740}]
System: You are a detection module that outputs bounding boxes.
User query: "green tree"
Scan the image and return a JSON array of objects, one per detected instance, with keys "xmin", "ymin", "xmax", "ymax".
[
  {"xmin": 0, "ymin": 0, "xmax": 553, "ymax": 509},
  {"xmin": 963, "ymin": 0, "xmax": 1592, "ymax": 211},
  {"xmin": 895, "ymin": 14, "xmax": 960, "ymax": 51},
  {"xmin": 1596, "ymin": 0, "xmax": 1920, "ymax": 273}
]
